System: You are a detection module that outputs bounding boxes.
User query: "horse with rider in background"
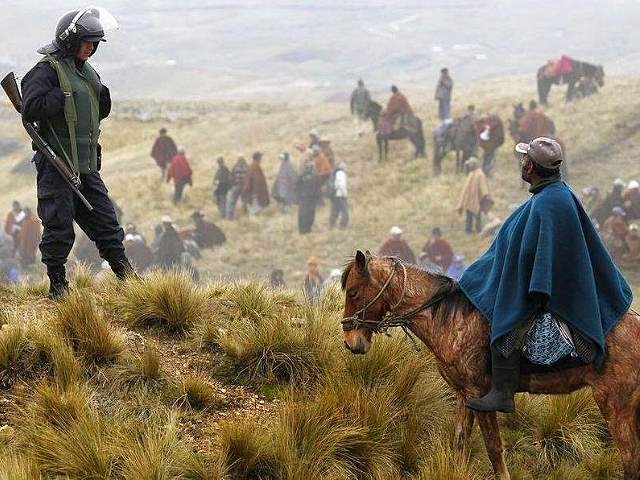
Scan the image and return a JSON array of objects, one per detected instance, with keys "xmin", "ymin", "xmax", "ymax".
[{"xmin": 537, "ymin": 55, "xmax": 604, "ymax": 105}]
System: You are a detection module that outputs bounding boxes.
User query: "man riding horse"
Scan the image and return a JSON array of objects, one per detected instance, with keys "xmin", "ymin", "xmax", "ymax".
[
  {"xmin": 462, "ymin": 137, "xmax": 631, "ymax": 413},
  {"xmin": 383, "ymin": 85, "xmax": 413, "ymax": 130},
  {"xmin": 537, "ymin": 55, "xmax": 605, "ymax": 105}
]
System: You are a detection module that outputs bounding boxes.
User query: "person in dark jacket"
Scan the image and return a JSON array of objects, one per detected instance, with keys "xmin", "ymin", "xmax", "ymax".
[
  {"xmin": 225, "ymin": 156, "xmax": 249, "ymax": 219},
  {"xmin": 435, "ymin": 67, "xmax": 454, "ymax": 121},
  {"xmin": 592, "ymin": 178, "xmax": 625, "ymax": 225},
  {"xmin": 153, "ymin": 216, "xmax": 185, "ymax": 269},
  {"xmin": 213, "ymin": 156, "xmax": 232, "ymax": 218},
  {"xmin": 296, "ymin": 159, "xmax": 322, "ymax": 234},
  {"xmin": 21, "ymin": 7, "xmax": 134, "ymax": 298},
  {"xmin": 150, "ymin": 128, "xmax": 178, "ymax": 180}
]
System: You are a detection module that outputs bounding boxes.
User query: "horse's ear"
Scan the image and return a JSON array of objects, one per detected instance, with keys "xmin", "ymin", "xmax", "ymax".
[
  {"xmin": 364, "ymin": 250, "xmax": 372, "ymax": 259},
  {"xmin": 355, "ymin": 250, "xmax": 369, "ymax": 275}
]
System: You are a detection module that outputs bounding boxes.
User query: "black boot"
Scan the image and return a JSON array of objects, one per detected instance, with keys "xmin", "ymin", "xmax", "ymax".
[
  {"xmin": 47, "ymin": 266, "xmax": 69, "ymax": 300},
  {"xmin": 466, "ymin": 346, "xmax": 520, "ymax": 413},
  {"xmin": 109, "ymin": 257, "xmax": 137, "ymax": 281}
]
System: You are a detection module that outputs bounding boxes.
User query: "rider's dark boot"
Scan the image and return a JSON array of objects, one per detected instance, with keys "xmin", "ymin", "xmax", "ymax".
[{"xmin": 466, "ymin": 345, "xmax": 520, "ymax": 413}]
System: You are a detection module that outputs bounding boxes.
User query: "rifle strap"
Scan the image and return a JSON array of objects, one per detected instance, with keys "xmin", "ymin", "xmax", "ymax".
[{"xmin": 42, "ymin": 54, "xmax": 80, "ymax": 176}]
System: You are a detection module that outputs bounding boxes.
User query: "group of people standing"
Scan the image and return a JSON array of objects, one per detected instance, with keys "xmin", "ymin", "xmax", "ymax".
[{"xmin": 210, "ymin": 130, "xmax": 350, "ymax": 234}]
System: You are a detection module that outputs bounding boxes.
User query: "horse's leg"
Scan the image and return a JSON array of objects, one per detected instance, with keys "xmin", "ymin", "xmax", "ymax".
[
  {"xmin": 566, "ymin": 81, "xmax": 575, "ymax": 102},
  {"xmin": 377, "ymin": 136, "xmax": 382, "ymax": 162},
  {"xmin": 453, "ymin": 395, "xmax": 475, "ymax": 452},
  {"xmin": 384, "ymin": 139, "xmax": 389, "ymax": 162},
  {"xmin": 593, "ymin": 388, "xmax": 640, "ymax": 479},
  {"xmin": 476, "ymin": 412, "xmax": 510, "ymax": 480}
]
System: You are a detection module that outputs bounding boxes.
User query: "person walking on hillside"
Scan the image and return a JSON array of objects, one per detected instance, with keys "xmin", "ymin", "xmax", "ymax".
[
  {"xmin": 458, "ymin": 157, "xmax": 492, "ymax": 234},
  {"xmin": 242, "ymin": 151, "xmax": 270, "ymax": 215},
  {"xmin": 226, "ymin": 156, "xmax": 249, "ymax": 219},
  {"xmin": 379, "ymin": 226, "xmax": 416, "ymax": 264},
  {"xmin": 21, "ymin": 7, "xmax": 135, "ymax": 298},
  {"xmin": 17, "ymin": 208, "xmax": 42, "ymax": 268},
  {"xmin": 4, "ymin": 200, "xmax": 25, "ymax": 256},
  {"xmin": 329, "ymin": 161, "xmax": 349, "ymax": 229},
  {"xmin": 297, "ymin": 159, "xmax": 322, "ymax": 234},
  {"xmin": 213, "ymin": 156, "xmax": 232, "ymax": 218},
  {"xmin": 350, "ymin": 79, "xmax": 371, "ymax": 137},
  {"xmin": 272, "ymin": 152, "xmax": 297, "ymax": 213},
  {"xmin": 166, "ymin": 147, "xmax": 193, "ymax": 205},
  {"xmin": 151, "ymin": 127, "xmax": 178, "ymax": 180},
  {"xmin": 435, "ymin": 67, "xmax": 454, "ymax": 121},
  {"xmin": 463, "ymin": 137, "xmax": 632, "ymax": 414}
]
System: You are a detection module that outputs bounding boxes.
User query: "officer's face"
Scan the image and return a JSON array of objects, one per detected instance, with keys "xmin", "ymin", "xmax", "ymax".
[{"xmin": 76, "ymin": 41, "xmax": 95, "ymax": 61}]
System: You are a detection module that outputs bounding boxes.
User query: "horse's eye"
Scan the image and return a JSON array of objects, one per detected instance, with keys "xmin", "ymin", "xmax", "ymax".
[{"xmin": 348, "ymin": 289, "xmax": 358, "ymax": 298}]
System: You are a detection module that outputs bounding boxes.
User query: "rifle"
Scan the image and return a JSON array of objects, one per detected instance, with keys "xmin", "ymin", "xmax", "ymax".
[{"xmin": 1, "ymin": 72, "xmax": 93, "ymax": 211}]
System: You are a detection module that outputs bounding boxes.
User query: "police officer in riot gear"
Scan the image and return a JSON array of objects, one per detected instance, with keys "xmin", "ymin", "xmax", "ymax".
[{"xmin": 21, "ymin": 7, "xmax": 134, "ymax": 298}]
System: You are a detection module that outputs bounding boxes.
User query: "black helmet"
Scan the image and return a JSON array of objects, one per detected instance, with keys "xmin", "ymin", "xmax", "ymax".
[{"xmin": 38, "ymin": 7, "xmax": 116, "ymax": 56}]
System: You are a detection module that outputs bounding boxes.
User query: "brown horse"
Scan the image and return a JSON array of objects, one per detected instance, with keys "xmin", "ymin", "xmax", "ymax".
[{"xmin": 341, "ymin": 251, "xmax": 640, "ymax": 479}]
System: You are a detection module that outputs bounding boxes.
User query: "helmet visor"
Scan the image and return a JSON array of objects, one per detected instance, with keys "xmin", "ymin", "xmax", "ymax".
[{"xmin": 76, "ymin": 6, "xmax": 119, "ymax": 38}]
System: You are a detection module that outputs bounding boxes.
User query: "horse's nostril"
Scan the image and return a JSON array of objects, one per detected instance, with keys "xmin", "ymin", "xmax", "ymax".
[{"xmin": 343, "ymin": 340, "xmax": 351, "ymax": 351}]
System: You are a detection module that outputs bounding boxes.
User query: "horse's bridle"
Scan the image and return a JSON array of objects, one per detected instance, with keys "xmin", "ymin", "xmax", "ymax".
[{"xmin": 341, "ymin": 258, "xmax": 453, "ymax": 337}]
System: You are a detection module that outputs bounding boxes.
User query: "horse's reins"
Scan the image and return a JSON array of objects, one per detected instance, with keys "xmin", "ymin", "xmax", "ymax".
[{"xmin": 341, "ymin": 259, "xmax": 453, "ymax": 349}]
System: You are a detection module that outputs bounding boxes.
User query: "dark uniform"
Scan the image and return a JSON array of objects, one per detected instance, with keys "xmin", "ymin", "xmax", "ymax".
[{"xmin": 21, "ymin": 8, "xmax": 132, "ymax": 297}]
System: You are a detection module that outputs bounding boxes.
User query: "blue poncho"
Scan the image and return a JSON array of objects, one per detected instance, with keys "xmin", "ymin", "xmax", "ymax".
[{"xmin": 459, "ymin": 180, "xmax": 632, "ymax": 365}]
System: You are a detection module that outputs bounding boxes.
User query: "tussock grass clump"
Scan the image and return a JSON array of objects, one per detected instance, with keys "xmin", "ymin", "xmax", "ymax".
[
  {"xmin": 511, "ymin": 389, "xmax": 606, "ymax": 470},
  {"xmin": 69, "ymin": 262, "xmax": 95, "ymax": 290},
  {"xmin": 222, "ymin": 281, "xmax": 282, "ymax": 322},
  {"xmin": 218, "ymin": 418, "xmax": 279, "ymax": 480},
  {"xmin": 0, "ymin": 452, "xmax": 41, "ymax": 480},
  {"xmin": 117, "ymin": 269, "xmax": 208, "ymax": 333},
  {"xmin": 52, "ymin": 290, "xmax": 125, "ymax": 365},
  {"xmin": 109, "ymin": 344, "xmax": 163, "ymax": 393},
  {"xmin": 180, "ymin": 373, "xmax": 223, "ymax": 411},
  {"xmin": 15, "ymin": 382, "xmax": 113, "ymax": 479},
  {"xmin": 417, "ymin": 438, "xmax": 485, "ymax": 480},
  {"xmin": 0, "ymin": 321, "xmax": 82, "ymax": 389}
]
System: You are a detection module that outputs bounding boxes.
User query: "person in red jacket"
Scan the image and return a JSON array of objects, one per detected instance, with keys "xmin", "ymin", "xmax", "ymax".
[{"xmin": 166, "ymin": 147, "xmax": 193, "ymax": 205}]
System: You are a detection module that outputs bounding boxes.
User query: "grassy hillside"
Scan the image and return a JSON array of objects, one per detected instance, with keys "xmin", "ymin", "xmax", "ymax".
[{"xmin": 1, "ymin": 76, "xmax": 640, "ymax": 291}]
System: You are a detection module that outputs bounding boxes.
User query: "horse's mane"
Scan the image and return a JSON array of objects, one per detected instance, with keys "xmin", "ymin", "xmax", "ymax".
[{"xmin": 341, "ymin": 257, "xmax": 476, "ymax": 323}]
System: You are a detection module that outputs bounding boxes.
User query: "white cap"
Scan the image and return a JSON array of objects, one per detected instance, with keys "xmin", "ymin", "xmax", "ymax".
[
  {"xmin": 390, "ymin": 226, "xmax": 403, "ymax": 236},
  {"xmin": 613, "ymin": 178, "xmax": 626, "ymax": 187},
  {"xmin": 628, "ymin": 180, "xmax": 639, "ymax": 190},
  {"xmin": 329, "ymin": 268, "xmax": 342, "ymax": 278},
  {"xmin": 309, "ymin": 128, "xmax": 319, "ymax": 137},
  {"xmin": 161, "ymin": 215, "xmax": 173, "ymax": 223}
]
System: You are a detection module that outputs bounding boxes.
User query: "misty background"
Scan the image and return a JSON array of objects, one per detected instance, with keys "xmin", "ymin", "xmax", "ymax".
[{"xmin": 1, "ymin": 0, "xmax": 639, "ymax": 102}]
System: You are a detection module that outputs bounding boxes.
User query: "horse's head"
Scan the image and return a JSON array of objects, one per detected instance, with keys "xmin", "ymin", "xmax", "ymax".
[
  {"xmin": 595, "ymin": 65, "xmax": 605, "ymax": 87},
  {"xmin": 341, "ymin": 251, "xmax": 400, "ymax": 354}
]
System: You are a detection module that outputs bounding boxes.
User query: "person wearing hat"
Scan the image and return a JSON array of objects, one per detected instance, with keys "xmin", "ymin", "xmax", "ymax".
[
  {"xmin": 166, "ymin": 146, "xmax": 193, "ymax": 205},
  {"xmin": 153, "ymin": 215, "xmax": 185, "ymax": 269},
  {"xmin": 151, "ymin": 127, "xmax": 178, "ymax": 180},
  {"xmin": 21, "ymin": 7, "xmax": 135, "ymax": 298},
  {"xmin": 458, "ymin": 157, "xmax": 491, "ymax": 234},
  {"xmin": 378, "ymin": 226, "xmax": 416, "ymax": 264},
  {"xmin": 272, "ymin": 152, "xmax": 298, "ymax": 213},
  {"xmin": 435, "ymin": 68, "xmax": 454, "ymax": 121},
  {"xmin": 592, "ymin": 178, "xmax": 626, "ymax": 225},
  {"xmin": 213, "ymin": 156, "xmax": 232, "ymax": 218},
  {"xmin": 188, "ymin": 210, "xmax": 226, "ymax": 249},
  {"xmin": 308, "ymin": 129, "xmax": 321, "ymax": 149},
  {"xmin": 303, "ymin": 256, "xmax": 324, "ymax": 300},
  {"xmin": 329, "ymin": 161, "xmax": 349, "ymax": 229},
  {"xmin": 624, "ymin": 180, "xmax": 640, "ymax": 220},
  {"xmin": 462, "ymin": 137, "xmax": 632, "ymax": 414},
  {"xmin": 350, "ymin": 79, "xmax": 372, "ymax": 137},
  {"xmin": 242, "ymin": 152, "xmax": 270, "ymax": 215}
]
